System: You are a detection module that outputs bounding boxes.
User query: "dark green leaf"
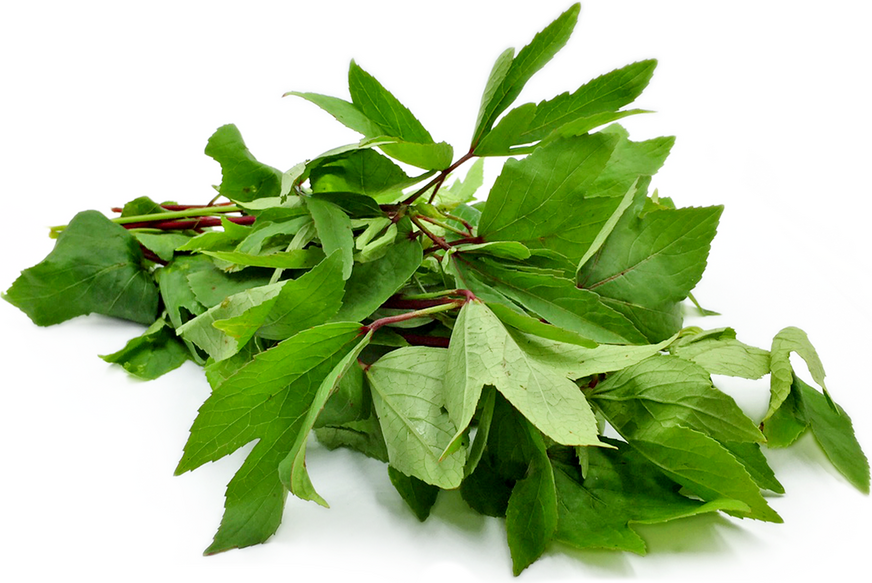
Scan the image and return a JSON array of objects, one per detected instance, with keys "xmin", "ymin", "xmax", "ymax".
[
  {"xmin": 100, "ymin": 318, "xmax": 190, "ymax": 380},
  {"xmin": 4, "ymin": 210, "xmax": 158, "ymax": 326},
  {"xmin": 388, "ymin": 466, "xmax": 440, "ymax": 521},
  {"xmin": 205, "ymin": 124, "xmax": 283, "ymax": 203}
]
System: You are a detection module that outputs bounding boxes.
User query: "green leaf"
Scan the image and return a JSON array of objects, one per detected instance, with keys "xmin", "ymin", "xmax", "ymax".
[
  {"xmin": 254, "ymin": 252, "xmax": 347, "ymax": 340},
  {"xmin": 485, "ymin": 301, "xmax": 597, "ymax": 348},
  {"xmin": 472, "ymin": 3, "xmax": 580, "ymax": 146},
  {"xmin": 436, "ymin": 158, "xmax": 485, "ymax": 209},
  {"xmin": 593, "ymin": 416, "xmax": 780, "ymax": 522},
  {"xmin": 4, "ymin": 210, "xmax": 158, "ymax": 326},
  {"xmin": 202, "ymin": 248, "xmax": 325, "ymax": 270},
  {"xmin": 332, "ymin": 219, "xmax": 423, "ymax": 322},
  {"xmin": 443, "ymin": 300, "xmax": 603, "ymax": 455},
  {"xmin": 366, "ymin": 346, "xmax": 467, "ymax": 489},
  {"xmin": 284, "ymin": 92, "xmax": 383, "ymax": 137},
  {"xmin": 177, "ymin": 281, "xmax": 286, "ymax": 362},
  {"xmin": 670, "ymin": 328, "xmax": 771, "ymax": 379},
  {"xmin": 591, "ymin": 355, "xmax": 764, "ymax": 444},
  {"xmin": 185, "ymin": 260, "xmax": 271, "ymax": 307},
  {"xmin": 506, "ymin": 332, "xmax": 675, "ymax": 381},
  {"xmin": 519, "ymin": 60, "xmax": 657, "ymax": 144},
  {"xmin": 175, "ymin": 322, "xmax": 364, "ymax": 553},
  {"xmin": 452, "ymin": 255, "xmax": 647, "ymax": 344},
  {"xmin": 133, "ymin": 232, "xmax": 191, "ymax": 262},
  {"xmin": 765, "ymin": 326, "xmax": 828, "ymax": 421},
  {"xmin": 761, "ymin": 381, "xmax": 809, "ymax": 448},
  {"xmin": 795, "ymin": 378, "xmax": 870, "ymax": 493},
  {"xmin": 379, "ymin": 141, "xmax": 454, "ymax": 171},
  {"xmin": 553, "ymin": 443, "xmax": 747, "ymax": 555},
  {"xmin": 388, "ymin": 466, "xmax": 440, "ymax": 521},
  {"xmin": 309, "ymin": 148, "xmax": 412, "ymax": 198},
  {"xmin": 472, "ymin": 47, "xmax": 514, "ymax": 147},
  {"xmin": 348, "ymin": 60, "xmax": 435, "ymax": 144},
  {"xmin": 279, "ymin": 330, "xmax": 372, "ymax": 506},
  {"xmin": 720, "ymin": 441, "xmax": 784, "ymax": 494},
  {"xmin": 478, "ymin": 133, "xmax": 617, "ymax": 245},
  {"xmin": 314, "ymin": 416, "xmax": 388, "ymax": 463},
  {"xmin": 506, "ymin": 437, "xmax": 557, "ymax": 575},
  {"xmin": 579, "ymin": 205, "xmax": 723, "ymax": 341},
  {"xmin": 100, "ymin": 318, "xmax": 190, "ymax": 380},
  {"xmin": 306, "ymin": 197, "xmax": 354, "ymax": 279},
  {"xmin": 205, "ymin": 124, "xmax": 283, "ymax": 203},
  {"xmin": 473, "ymin": 103, "xmax": 537, "ymax": 157}
]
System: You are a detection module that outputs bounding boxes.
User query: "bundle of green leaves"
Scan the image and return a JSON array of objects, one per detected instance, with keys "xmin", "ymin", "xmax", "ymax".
[{"xmin": 3, "ymin": 3, "xmax": 868, "ymax": 576}]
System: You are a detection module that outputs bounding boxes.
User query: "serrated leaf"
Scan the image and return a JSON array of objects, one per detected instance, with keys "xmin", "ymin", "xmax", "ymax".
[
  {"xmin": 348, "ymin": 60, "xmax": 434, "ymax": 144},
  {"xmin": 205, "ymin": 124, "xmax": 283, "ymax": 203},
  {"xmin": 485, "ymin": 301, "xmax": 597, "ymax": 348},
  {"xmin": 579, "ymin": 205, "xmax": 722, "ymax": 342},
  {"xmin": 175, "ymin": 322, "xmax": 364, "ymax": 553},
  {"xmin": 472, "ymin": 3, "xmax": 580, "ymax": 146},
  {"xmin": 279, "ymin": 330, "xmax": 372, "ymax": 506},
  {"xmin": 519, "ymin": 59, "xmax": 657, "ymax": 144},
  {"xmin": 4, "ymin": 210, "xmax": 158, "ymax": 326},
  {"xmin": 478, "ymin": 133, "xmax": 617, "ymax": 244},
  {"xmin": 285, "ymin": 91, "xmax": 383, "ymax": 137},
  {"xmin": 366, "ymin": 346, "xmax": 467, "ymax": 489},
  {"xmin": 591, "ymin": 355, "xmax": 764, "ymax": 444},
  {"xmin": 795, "ymin": 377, "xmax": 870, "ymax": 493}
]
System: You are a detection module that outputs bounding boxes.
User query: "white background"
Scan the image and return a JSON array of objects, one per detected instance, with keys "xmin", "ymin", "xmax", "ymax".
[{"xmin": 1, "ymin": 1, "xmax": 870, "ymax": 581}]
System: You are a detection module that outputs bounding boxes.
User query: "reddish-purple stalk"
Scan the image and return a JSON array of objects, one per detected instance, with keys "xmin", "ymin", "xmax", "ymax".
[
  {"xmin": 121, "ymin": 215, "xmax": 255, "ymax": 230},
  {"xmin": 111, "ymin": 202, "xmax": 235, "ymax": 213}
]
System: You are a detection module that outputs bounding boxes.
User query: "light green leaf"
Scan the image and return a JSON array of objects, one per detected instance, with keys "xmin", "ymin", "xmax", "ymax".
[
  {"xmin": 721, "ymin": 441, "xmax": 784, "ymax": 494},
  {"xmin": 279, "ymin": 330, "xmax": 373, "ymax": 505},
  {"xmin": 443, "ymin": 300, "xmax": 603, "ymax": 456},
  {"xmin": 379, "ymin": 140, "xmax": 454, "ymax": 171},
  {"xmin": 175, "ymin": 323, "xmax": 364, "ymax": 553},
  {"xmin": 309, "ymin": 148, "xmax": 412, "ymax": 198},
  {"xmin": 367, "ymin": 346, "xmax": 467, "ymax": 489},
  {"xmin": 437, "ymin": 158, "xmax": 485, "ymax": 209},
  {"xmin": 202, "ymin": 248, "xmax": 325, "ymax": 270},
  {"xmin": 306, "ymin": 197, "xmax": 354, "ymax": 279},
  {"xmin": 671, "ymin": 328, "xmax": 770, "ymax": 379},
  {"xmin": 333, "ymin": 219, "xmax": 423, "ymax": 322},
  {"xmin": 472, "ymin": 47, "xmax": 514, "ymax": 147},
  {"xmin": 205, "ymin": 124, "xmax": 283, "ymax": 203},
  {"xmin": 177, "ymin": 281, "xmax": 286, "ymax": 362},
  {"xmin": 765, "ymin": 326, "xmax": 828, "ymax": 420},
  {"xmin": 4, "ymin": 210, "xmax": 158, "ymax": 326},
  {"xmin": 474, "ymin": 103, "xmax": 537, "ymax": 157},
  {"xmin": 213, "ymin": 251, "xmax": 346, "ymax": 342},
  {"xmin": 591, "ymin": 355, "xmax": 764, "ymax": 444}
]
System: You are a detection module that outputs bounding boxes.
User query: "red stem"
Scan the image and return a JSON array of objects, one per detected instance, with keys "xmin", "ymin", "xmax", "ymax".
[{"xmin": 121, "ymin": 215, "xmax": 255, "ymax": 230}]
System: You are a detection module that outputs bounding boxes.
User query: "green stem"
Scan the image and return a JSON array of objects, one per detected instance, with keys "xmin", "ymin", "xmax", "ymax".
[
  {"xmin": 49, "ymin": 204, "xmax": 244, "ymax": 234},
  {"xmin": 416, "ymin": 214, "xmax": 469, "ymax": 238}
]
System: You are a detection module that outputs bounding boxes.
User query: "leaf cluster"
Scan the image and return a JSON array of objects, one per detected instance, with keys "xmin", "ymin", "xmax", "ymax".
[{"xmin": 3, "ymin": 4, "xmax": 868, "ymax": 575}]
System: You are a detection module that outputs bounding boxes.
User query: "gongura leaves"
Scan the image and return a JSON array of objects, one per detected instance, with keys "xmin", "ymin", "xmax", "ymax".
[{"xmin": 3, "ymin": 2, "xmax": 868, "ymax": 577}]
